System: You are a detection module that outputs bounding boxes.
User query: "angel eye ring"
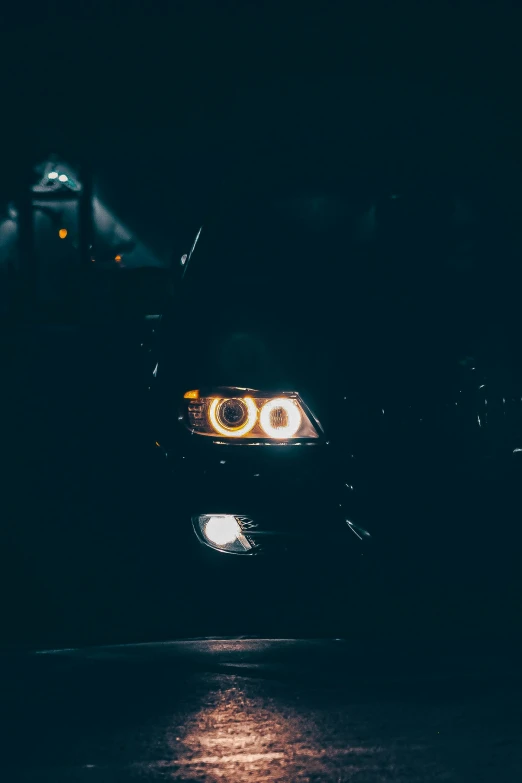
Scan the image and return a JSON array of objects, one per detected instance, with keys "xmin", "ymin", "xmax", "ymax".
[
  {"xmin": 259, "ymin": 397, "xmax": 302, "ymax": 439},
  {"xmin": 208, "ymin": 396, "xmax": 258, "ymax": 437}
]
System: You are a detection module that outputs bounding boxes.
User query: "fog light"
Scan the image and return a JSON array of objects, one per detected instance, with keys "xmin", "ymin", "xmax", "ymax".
[
  {"xmin": 193, "ymin": 514, "xmax": 255, "ymax": 554},
  {"xmin": 205, "ymin": 515, "xmax": 240, "ymax": 545}
]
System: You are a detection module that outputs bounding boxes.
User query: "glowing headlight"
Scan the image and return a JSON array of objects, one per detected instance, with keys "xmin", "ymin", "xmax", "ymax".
[
  {"xmin": 259, "ymin": 398, "xmax": 302, "ymax": 439},
  {"xmin": 193, "ymin": 514, "xmax": 255, "ymax": 554},
  {"xmin": 182, "ymin": 387, "xmax": 321, "ymax": 441},
  {"xmin": 204, "ymin": 515, "xmax": 242, "ymax": 545},
  {"xmin": 208, "ymin": 396, "xmax": 258, "ymax": 437}
]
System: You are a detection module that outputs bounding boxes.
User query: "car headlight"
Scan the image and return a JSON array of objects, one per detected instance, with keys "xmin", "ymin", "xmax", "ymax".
[
  {"xmin": 192, "ymin": 514, "xmax": 257, "ymax": 554},
  {"xmin": 181, "ymin": 387, "xmax": 321, "ymax": 441}
]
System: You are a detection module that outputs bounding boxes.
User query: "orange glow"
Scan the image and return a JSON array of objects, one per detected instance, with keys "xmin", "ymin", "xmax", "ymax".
[
  {"xmin": 115, "ymin": 254, "xmax": 122, "ymax": 262},
  {"xmin": 209, "ymin": 396, "xmax": 258, "ymax": 437},
  {"xmin": 184, "ymin": 390, "xmax": 200, "ymax": 399},
  {"xmin": 58, "ymin": 228, "xmax": 68, "ymax": 239}
]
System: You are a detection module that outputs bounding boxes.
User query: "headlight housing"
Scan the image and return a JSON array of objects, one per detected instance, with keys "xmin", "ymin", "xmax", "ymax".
[{"xmin": 181, "ymin": 387, "xmax": 321, "ymax": 442}]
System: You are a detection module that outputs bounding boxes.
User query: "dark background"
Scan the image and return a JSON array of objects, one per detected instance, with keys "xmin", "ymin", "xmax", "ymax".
[
  {"xmin": 2, "ymin": 1, "xmax": 522, "ymax": 242},
  {"xmin": 1, "ymin": 1, "xmax": 522, "ymax": 648}
]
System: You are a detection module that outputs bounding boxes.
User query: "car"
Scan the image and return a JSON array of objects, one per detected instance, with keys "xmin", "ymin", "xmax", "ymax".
[{"xmin": 139, "ymin": 172, "xmax": 522, "ymax": 637}]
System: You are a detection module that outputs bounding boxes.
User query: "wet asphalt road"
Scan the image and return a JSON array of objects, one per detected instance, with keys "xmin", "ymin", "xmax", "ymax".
[{"xmin": 2, "ymin": 638, "xmax": 522, "ymax": 782}]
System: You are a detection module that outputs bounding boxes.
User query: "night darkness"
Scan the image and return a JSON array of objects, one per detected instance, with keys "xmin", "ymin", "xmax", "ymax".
[{"xmin": 1, "ymin": 3, "xmax": 522, "ymax": 781}]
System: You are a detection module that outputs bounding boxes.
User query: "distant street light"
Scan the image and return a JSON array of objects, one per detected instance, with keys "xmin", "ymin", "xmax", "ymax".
[{"xmin": 59, "ymin": 228, "xmax": 68, "ymax": 239}]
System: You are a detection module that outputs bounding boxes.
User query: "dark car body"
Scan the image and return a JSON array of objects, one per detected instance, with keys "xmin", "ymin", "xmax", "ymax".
[
  {"xmin": 3, "ymin": 176, "xmax": 521, "ymax": 646},
  {"xmin": 139, "ymin": 180, "xmax": 522, "ymax": 636}
]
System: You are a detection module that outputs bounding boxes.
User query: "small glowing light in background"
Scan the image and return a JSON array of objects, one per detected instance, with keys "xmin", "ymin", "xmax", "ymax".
[
  {"xmin": 181, "ymin": 253, "xmax": 188, "ymax": 265},
  {"xmin": 58, "ymin": 174, "xmax": 68, "ymax": 182},
  {"xmin": 114, "ymin": 255, "xmax": 122, "ymax": 262},
  {"xmin": 58, "ymin": 228, "xmax": 68, "ymax": 239},
  {"xmin": 48, "ymin": 171, "xmax": 58, "ymax": 179}
]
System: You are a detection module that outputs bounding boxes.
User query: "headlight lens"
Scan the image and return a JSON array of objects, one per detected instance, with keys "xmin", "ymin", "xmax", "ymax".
[
  {"xmin": 182, "ymin": 387, "xmax": 321, "ymax": 441},
  {"xmin": 259, "ymin": 397, "xmax": 302, "ymax": 438},
  {"xmin": 208, "ymin": 396, "xmax": 258, "ymax": 437},
  {"xmin": 193, "ymin": 514, "xmax": 256, "ymax": 554}
]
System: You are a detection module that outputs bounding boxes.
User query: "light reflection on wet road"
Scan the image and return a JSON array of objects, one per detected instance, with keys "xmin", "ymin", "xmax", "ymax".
[{"xmin": 1, "ymin": 639, "xmax": 522, "ymax": 781}]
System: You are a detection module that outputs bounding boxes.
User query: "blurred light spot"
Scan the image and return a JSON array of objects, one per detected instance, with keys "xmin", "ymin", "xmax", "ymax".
[
  {"xmin": 115, "ymin": 254, "xmax": 122, "ymax": 262},
  {"xmin": 513, "ymin": 448, "xmax": 522, "ymax": 453},
  {"xmin": 58, "ymin": 174, "xmax": 68, "ymax": 182},
  {"xmin": 58, "ymin": 228, "xmax": 67, "ymax": 239},
  {"xmin": 35, "ymin": 647, "xmax": 77, "ymax": 654},
  {"xmin": 479, "ymin": 384, "xmax": 485, "ymax": 389},
  {"xmin": 346, "ymin": 521, "xmax": 362, "ymax": 540},
  {"xmin": 346, "ymin": 520, "xmax": 371, "ymax": 539},
  {"xmin": 477, "ymin": 415, "xmax": 482, "ymax": 427},
  {"xmin": 153, "ymin": 362, "xmax": 158, "ymax": 377},
  {"xmin": 48, "ymin": 171, "xmax": 58, "ymax": 179},
  {"xmin": 181, "ymin": 253, "xmax": 188, "ymax": 265}
]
